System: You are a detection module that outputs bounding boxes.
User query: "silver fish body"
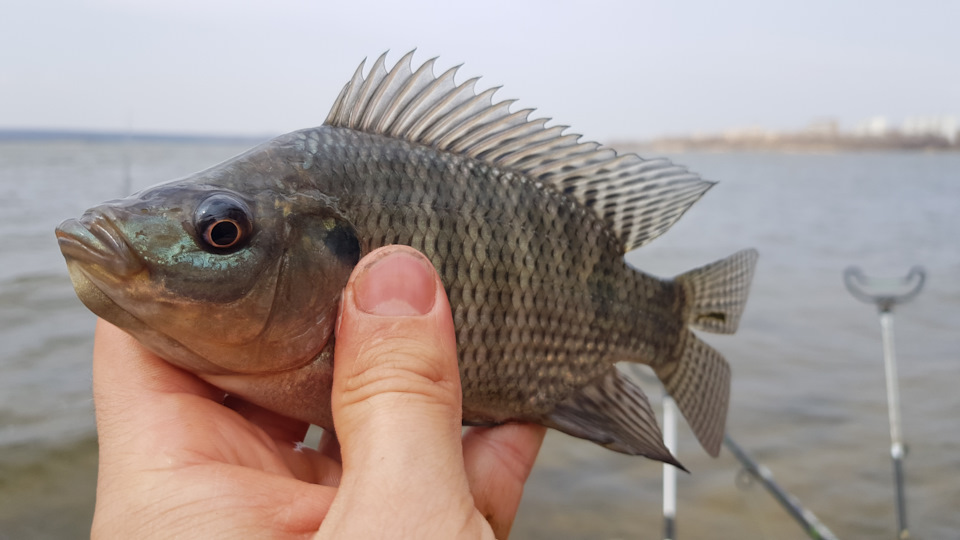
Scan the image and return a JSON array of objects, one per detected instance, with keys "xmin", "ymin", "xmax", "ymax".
[{"xmin": 57, "ymin": 52, "xmax": 757, "ymax": 466}]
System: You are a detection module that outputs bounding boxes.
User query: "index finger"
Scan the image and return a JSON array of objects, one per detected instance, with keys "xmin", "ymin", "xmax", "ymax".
[
  {"xmin": 92, "ymin": 320, "xmax": 230, "ymax": 455},
  {"xmin": 463, "ymin": 423, "xmax": 546, "ymax": 538},
  {"xmin": 92, "ymin": 319, "xmax": 224, "ymax": 415},
  {"xmin": 93, "ymin": 320, "xmax": 310, "ymax": 446}
]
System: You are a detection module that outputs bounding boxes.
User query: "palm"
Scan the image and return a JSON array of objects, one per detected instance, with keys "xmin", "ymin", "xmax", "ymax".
[
  {"xmin": 92, "ymin": 338, "xmax": 340, "ymax": 537},
  {"xmin": 91, "ymin": 321, "xmax": 544, "ymax": 539}
]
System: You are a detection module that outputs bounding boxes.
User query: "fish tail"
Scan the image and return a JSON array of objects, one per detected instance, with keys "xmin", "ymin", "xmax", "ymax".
[
  {"xmin": 653, "ymin": 249, "xmax": 758, "ymax": 456},
  {"xmin": 676, "ymin": 248, "xmax": 759, "ymax": 334},
  {"xmin": 654, "ymin": 329, "xmax": 730, "ymax": 456}
]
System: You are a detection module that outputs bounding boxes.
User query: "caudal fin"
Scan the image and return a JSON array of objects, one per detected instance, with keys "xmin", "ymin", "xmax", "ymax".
[
  {"xmin": 676, "ymin": 249, "xmax": 758, "ymax": 334},
  {"xmin": 654, "ymin": 249, "xmax": 757, "ymax": 456},
  {"xmin": 654, "ymin": 330, "xmax": 730, "ymax": 456}
]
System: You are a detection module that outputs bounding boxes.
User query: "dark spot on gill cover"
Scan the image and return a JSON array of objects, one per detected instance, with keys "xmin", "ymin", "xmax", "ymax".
[
  {"xmin": 326, "ymin": 222, "xmax": 361, "ymax": 267},
  {"xmin": 701, "ymin": 312, "xmax": 726, "ymax": 322}
]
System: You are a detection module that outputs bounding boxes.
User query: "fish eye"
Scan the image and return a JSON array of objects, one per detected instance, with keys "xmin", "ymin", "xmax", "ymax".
[{"xmin": 194, "ymin": 194, "xmax": 253, "ymax": 253}]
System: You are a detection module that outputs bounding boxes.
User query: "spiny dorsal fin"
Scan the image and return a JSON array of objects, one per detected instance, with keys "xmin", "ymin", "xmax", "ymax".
[{"xmin": 325, "ymin": 51, "xmax": 715, "ymax": 251}]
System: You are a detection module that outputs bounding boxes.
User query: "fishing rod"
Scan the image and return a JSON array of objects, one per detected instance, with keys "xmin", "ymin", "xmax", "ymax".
[
  {"xmin": 843, "ymin": 265, "xmax": 925, "ymax": 540},
  {"xmin": 659, "ymin": 396, "xmax": 838, "ymax": 539},
  {"xmin": 723, "ymin": 434, "xmax": 840, "ymax": 540}
]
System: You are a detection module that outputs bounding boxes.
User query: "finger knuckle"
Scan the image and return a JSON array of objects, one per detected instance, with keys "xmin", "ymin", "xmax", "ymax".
[{"xmin": 339, "ymin": 334, "xmax": 459, "ymax": 408}]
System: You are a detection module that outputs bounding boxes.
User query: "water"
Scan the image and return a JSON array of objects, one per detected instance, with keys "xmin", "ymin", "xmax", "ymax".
[{"xmin": 1, "ymin": 140, "xmax": 957, "ymax": 538}]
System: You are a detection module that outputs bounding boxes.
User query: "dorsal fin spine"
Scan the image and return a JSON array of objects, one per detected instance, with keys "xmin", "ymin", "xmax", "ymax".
[
  {"xmin": 347, "ymin": 53, "xmax": 389, "ymax": 127},
  {"xmin": 406, "ymin": 75, "xmax": 476, "ymax": 142},
  {"xmin": 439, "ymin": 100, "xmax": 522, "ymax": 151},
  {"xmin": 324, "ymin": 51, "xmax": 716, "ymax": 251},
  {"xmin": 477, "ymin": 119, "xmax": 556, "ymax": 161},
  {"xmin": 387, "ymin": 63, "xmax": 454, "ymax": 137},
  {"xmin": 361, "ymin": 50, "xmax": 416, "ymax": 132},
  {"xmin": 376, "ymin": 58, "xmax": 438, "ymax": 134},
  {"xmin": 459, "ymin": 110, "xmax": 540, "ymax": 158},
  {"xmin": 326, "ymin": 59, "xmax": 366, "ymax": 125},
  {"xmin": 519, "ymin": 145, "xmax": 601, "ymax": 174},
  {"xmin": 489, "ymin": 126, "xmax": 567, "ymax": 168},
  {"xmin": 498, "ymin": 134, "xmax": 585, "ymax": 169},
  {"xmin": 424, "ymin": 92, "xmax": 512, "ymax": 150},
  {"xmin": 534, "ymin": 150, "xmax": 624, "ymax": 180}
]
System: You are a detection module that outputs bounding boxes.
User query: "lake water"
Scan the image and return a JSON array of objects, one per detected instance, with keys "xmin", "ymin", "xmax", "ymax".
[{"xmin": 1, "ymin": 139, "xmax": 957, "ymax": 539}]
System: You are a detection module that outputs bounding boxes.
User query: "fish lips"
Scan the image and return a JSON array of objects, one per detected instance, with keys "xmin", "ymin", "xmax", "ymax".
[{"xmin": 56, "ymin": 210, "xmax": 144, "ymax": 278}]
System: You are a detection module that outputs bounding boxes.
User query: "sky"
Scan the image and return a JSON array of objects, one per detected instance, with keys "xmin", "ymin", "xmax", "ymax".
[{"xmin": 2, "ymin": 0, "xmax": 958, "ymax": 142}]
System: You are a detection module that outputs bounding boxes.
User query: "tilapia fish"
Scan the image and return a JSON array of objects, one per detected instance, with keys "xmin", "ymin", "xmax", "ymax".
[{"xmin": 56, "ymin": 51, "xmax": 757, "ymax": 466}]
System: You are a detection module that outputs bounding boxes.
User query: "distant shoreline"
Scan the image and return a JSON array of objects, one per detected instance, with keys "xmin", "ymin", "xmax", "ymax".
[
  {"xmin": 620, "ymin": 133, "xmax": 960, "ymax": 154},
  {"xmin": 0, "ymin": 129, "xmax": 272, "ymax": 145},
  {"xmin": 4, "ymin": 128, "xmax": 958, "ymax": 153}
]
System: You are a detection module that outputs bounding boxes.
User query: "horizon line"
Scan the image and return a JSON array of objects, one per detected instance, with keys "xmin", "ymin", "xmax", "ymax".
[{"xmin": 0, "ymin": 127, "xmax": 276, "ymax": 143}]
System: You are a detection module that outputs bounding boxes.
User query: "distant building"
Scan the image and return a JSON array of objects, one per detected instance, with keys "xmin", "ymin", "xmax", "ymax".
[
  {"xmin": 901, "ymin": 116, "xmax": 958, "ymax": 143},
  {"xmin": 637, "ymin": 113, "xmax": 959, "ymax": 152},
  {"xmin": 855, "ymin": 116, "xmax": 889, "ymax": 137},
  {"xmin": 804, "ymin": 118, "xmax": 840, "ymax": 137}
]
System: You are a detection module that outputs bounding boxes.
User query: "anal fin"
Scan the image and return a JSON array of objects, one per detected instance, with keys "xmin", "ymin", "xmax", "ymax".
[{"xmin": 544, "ymin": 368, "xmax": 685, "ymax": 470}]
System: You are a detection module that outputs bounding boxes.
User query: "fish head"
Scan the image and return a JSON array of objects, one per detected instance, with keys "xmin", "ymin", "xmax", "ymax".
[{"xmin": 55, "ymin": 153, "xmax": 361, "ymax": 378}]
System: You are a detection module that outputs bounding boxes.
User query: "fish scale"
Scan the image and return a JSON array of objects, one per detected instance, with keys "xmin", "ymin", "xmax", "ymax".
[{"xmin": 56, "ymin": 52, "xmax": 758, "ymax": 466}]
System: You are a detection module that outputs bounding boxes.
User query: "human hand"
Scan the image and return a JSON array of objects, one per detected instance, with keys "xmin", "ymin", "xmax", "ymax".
[{"xmin": 90, "ymin": 245, "xmax": 546, "ymax": 539}]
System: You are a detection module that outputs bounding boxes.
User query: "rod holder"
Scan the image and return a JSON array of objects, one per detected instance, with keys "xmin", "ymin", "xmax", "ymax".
[
  {"xmin": 843, "ymin": 266, "xmax": 925, "ymax": 313},
  {"xmin": 843, "ymin": 265, "xmax": 925, "ymax": 539}
]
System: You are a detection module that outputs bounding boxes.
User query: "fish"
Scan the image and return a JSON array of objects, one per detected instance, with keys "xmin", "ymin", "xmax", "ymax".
[{"xmin": 56, "ymin": 51, "xmax": 757, "ymax": 467}]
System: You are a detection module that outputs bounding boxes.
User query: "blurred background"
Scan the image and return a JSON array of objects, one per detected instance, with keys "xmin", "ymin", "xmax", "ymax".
[{"xmin": 1, "ymin": 1, "xmax": 957, "ymax": 538}]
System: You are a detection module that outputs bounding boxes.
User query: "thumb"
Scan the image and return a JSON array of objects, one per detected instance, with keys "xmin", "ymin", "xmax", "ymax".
[{"xmin": 323, "ymin": 245, "xmax": 482, "ymax": 536}]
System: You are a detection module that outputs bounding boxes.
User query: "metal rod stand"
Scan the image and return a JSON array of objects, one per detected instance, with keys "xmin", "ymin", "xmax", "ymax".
[
  {"xmin": 843, "ymin": 265, "xmax": 925, "ymax": 540},
  {"xmin": 662, "ymin": 395, "xmax": 678, "ymax": 540},
  {"xmin": 659, "ymin": 398, "xmax": 838, "ymax": 539},
  {"xmin": 879, "ymin": 310, "xmax": 909, "ymax": 539}
]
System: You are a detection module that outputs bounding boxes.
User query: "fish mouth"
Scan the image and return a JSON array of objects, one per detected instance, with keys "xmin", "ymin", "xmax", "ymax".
[{"xmin": 56, "ymin": 210, "xmax": 144, "ymax": 278}]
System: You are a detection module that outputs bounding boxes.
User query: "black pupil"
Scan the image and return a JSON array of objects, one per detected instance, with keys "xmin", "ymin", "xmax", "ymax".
[
  {"xmin": 195, "ymin": 194, "xmax": 251, "ymax": 253},
  {"xmin": 209, "ymin": 220, "xmax": 239, "ymax": 247}
]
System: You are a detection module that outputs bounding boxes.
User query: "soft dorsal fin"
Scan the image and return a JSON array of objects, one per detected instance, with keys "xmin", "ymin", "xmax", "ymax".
[{"xmin": 325, "ymin": 51, "xmax": 715, "ymax": 252}]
